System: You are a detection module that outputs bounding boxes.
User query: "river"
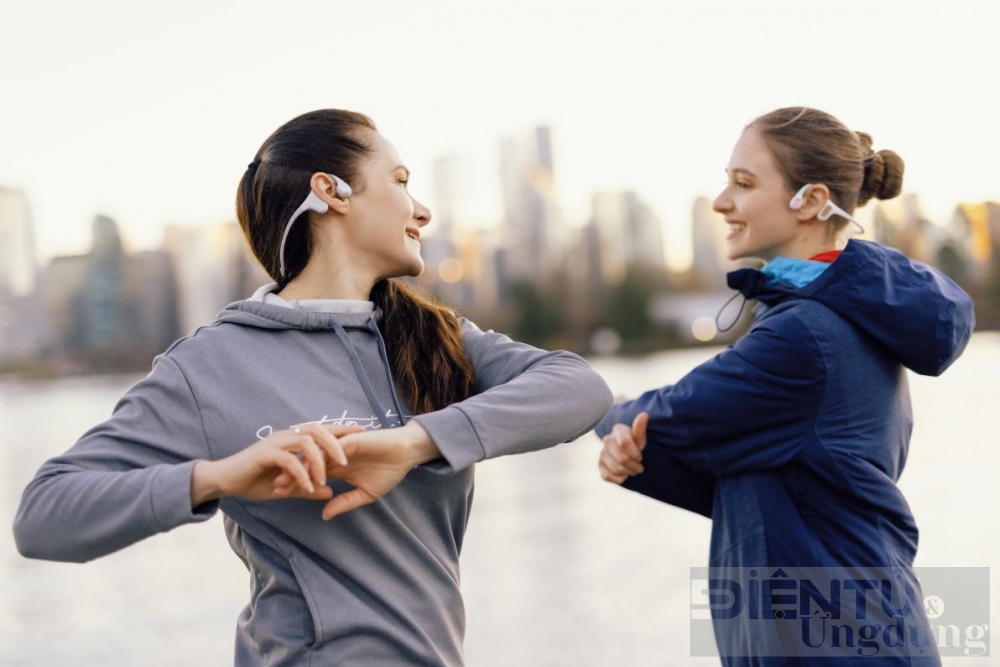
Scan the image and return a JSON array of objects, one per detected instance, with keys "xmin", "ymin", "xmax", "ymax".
[{"xmin": 2, "ymin": 334, "xmax": 997, "ymax": 665}]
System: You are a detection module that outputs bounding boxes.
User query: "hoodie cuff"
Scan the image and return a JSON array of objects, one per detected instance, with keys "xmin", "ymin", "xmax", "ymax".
[
  {"xmin": 412, "ymin": 407, "xmax": 485, "ymax": 473},
  {"xmin": 149, "ymin": 460, "xmax": 219, "ymax": 531}
]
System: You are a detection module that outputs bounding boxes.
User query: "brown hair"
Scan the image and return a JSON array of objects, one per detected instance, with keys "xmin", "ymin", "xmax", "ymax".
[
  {"xmin": 235, "ymin": 109, "xmax": 475, "ymax": 414},
  {"xmin": 750, "ymin": 107, "xmax": 905, "ymax": 223}
]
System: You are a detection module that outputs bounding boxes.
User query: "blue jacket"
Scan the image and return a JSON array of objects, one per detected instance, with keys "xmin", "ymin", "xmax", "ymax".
[{"xmin": 595, "ymin": 240, "xmax": 974, "ymax": 665}]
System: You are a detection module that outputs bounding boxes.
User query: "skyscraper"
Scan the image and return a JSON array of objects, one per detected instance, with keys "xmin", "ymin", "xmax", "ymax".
[
  {"xmin": 588, "ymin": 190, "xmax": 666, "ymax": 285},
  {"xmin": 74, "ymin": 215, "xmax": 135, "ymax": 354},
  {"xmin": 163, "ymin": 222, "xmax": 267, "ymax": 334},
  {"xmin": 689, "ymin": 196, "xmax": 734, "ymax": 288},
  {"xmin": 498, "ymin": 126, "xmax": 565, "ymax": 284},
  {"xmin": 0, "ymin": 187, "xmax": 37, "ymax": 296}
]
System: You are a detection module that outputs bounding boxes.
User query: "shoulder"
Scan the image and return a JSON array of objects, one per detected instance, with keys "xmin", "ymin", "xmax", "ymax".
[
  {"xmin": 733, "ymin": 302, "xmax": 828, "ymax": 377},
  {"xmin": 159, "ymin": 320, "xmax": 244, "ymax": 366}
]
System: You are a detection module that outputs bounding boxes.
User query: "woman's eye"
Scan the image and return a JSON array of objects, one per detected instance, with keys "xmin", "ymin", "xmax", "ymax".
[
  {"xmin": 736, "ymin": 181, "xmax": 750, "ymax": 189},
  {"xmin": 397, "ymin": 178, "xmax": 409, "ymax": 188}
]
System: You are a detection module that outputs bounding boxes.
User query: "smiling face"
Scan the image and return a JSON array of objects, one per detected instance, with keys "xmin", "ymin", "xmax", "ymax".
[
  {"xmin": 343, "ymin": 130, "xmax": 431, "ymax": 280},
  {"xmin": 713, "ymin": 126, "xmax": 804, "ymax": 262}
]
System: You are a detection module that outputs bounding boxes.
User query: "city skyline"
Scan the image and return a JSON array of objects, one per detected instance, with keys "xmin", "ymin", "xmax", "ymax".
[
  {"xmin": 2, "ymin": 1, "xmax": 998, "ymax": 271},
  {"xmin": 4, "ymin": 155, "xmax": 996, "ymax": 372}
]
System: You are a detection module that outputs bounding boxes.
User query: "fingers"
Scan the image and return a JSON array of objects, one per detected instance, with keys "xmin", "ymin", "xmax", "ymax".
[
  {"xmin": 598, "ymin": 448, "xmax": 628, "ymax": 484},
  {"xmin": 270, "ymin": 450, "xmax": 316, "ymax": 494},
  {"xmin": 598, "ymin": 415, "xmax": 648, "ymax": 485},
  {"xmin": 321, "ymin": 424, "xmax": 367, "ymax": 438},
  {"xmin": 608, "ymin": 424, "xmax": 644, "ymax": 475},
  {"xmin": 289, "ymin": 430, "xmax": 328, "ymax": 489},
  {"xmin": 274, "ymin": 480, "xmax": 334, "ymax": 500},
  {"xmin": 322, "ymin": 488, "xmax": 376, "ymax": 521},
  {"xmin": 292, "ymin": 424, "xmax": 348, "ymax": 478},
  {"xmin": 631, "ymin": 412, "xmax": 649, "ymax": 450},
  {"xmin": 312, "ymin": 427, "xmax": 349, "ymax": 467}
]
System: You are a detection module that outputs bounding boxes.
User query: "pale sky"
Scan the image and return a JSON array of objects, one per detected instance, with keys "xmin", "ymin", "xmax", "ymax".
[{"xmin": 1, "ymin": 0, "xmax": 997, "ymax": 270}]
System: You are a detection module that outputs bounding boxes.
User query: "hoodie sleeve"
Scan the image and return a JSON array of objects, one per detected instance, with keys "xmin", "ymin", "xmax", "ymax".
[
  {"xmin": 412, "ymin": 319, "xmax": 614, "ymax": 472},
  {"xmin": 595, "ymin": 311, "xmax": 825, "ymax": 477},
  {"xmin": 13, "ymin": 355, "xmax": 218, "ymax": 563}
]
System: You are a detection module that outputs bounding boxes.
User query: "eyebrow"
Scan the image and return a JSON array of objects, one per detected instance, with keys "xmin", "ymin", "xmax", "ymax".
[{"xmin": 727, "ymin": 168, "xmax": 757, "ymax": 179}]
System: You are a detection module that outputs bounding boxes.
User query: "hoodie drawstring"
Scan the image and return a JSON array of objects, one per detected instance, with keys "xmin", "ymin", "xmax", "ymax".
[
  {"xmin": 330, "ymin": 321, "xmax": 396, "ymax": 429},
  {"xmin": 367, "ymin": 322, "xmax": 408, "ymax": 427}
]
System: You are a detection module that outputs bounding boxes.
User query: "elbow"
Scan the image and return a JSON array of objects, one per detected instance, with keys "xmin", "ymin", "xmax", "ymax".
[
  {"xmin": 13, "ymin": 520, "xmax": 90, "ymax": 563},
  {"xmin": 587, "ymin": 367, "xmax": 615, "ymax": 423},
  {"xmin": 573, "ymin": 366, "xmax": 615, "ymax": 438},
  {"xmin": 12, "ymin": 490, "xmax": 89, "ymax": 564},
  {"xmin": 12, "ymin": 509, "xmax": 55, "ymax": 561},
  {"xmin": 593, "ymin": 381, "xmax": 615, "ymax": 426}
]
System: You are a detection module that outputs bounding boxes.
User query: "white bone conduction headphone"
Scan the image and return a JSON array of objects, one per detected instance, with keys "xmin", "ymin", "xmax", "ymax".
[
  {"xmin": 278, "ymin": 174, "xmax": 353, "ymax": 278},
  {"xmin": 789, "ymin": 184, "xmax": 865, "ymax": 235}
]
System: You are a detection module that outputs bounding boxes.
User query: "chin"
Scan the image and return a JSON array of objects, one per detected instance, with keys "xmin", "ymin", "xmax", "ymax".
[{"xmin": 400, "ymin": 258, "xmax": 425, "ymax": 278}]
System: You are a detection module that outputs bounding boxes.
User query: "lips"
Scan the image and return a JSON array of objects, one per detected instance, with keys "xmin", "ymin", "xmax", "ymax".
[
  {"xmin": 405, "ymin": 228, "xmax": 421, "ymax": 245},
  {"xmin": 725, "ymin": 221, "xmax": 747, "ymax": 240}
]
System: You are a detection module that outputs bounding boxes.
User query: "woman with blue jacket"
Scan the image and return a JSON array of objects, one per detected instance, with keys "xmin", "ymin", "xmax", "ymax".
[
  {"xmin": 14, "ymin": 109, "xmax": 613, "ymax": 665},
  {"xmin": 598, "ymin": 107, "xmax": 974, "ymax": 665}
]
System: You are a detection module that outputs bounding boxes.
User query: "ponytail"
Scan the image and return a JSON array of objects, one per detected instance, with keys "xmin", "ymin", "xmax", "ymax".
[{"xmin": 371, "ymin": 279, "xmax": 476, "ymax": 414}]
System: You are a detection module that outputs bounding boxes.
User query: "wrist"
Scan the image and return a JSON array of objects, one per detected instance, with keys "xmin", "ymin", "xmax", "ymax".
[
  {"xmin": 190, "ymin": 459, "xmax": 225, "ymax": 507},
  {"xmin": 402, "ymin": 421, "xmax": 440, "ymax": 467}
]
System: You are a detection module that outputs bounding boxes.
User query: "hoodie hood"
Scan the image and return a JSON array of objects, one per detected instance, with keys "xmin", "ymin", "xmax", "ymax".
[
  {"xmin": 727, "ymin": 239, "xmax": 975, "ymax": 376},
  {"xmin": 216, "ymin": 299, "xmax": 380, "ymax": 332}
]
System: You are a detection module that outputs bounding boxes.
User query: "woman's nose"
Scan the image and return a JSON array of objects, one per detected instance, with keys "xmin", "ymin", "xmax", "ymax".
[
  {"xmin": 413, "ymin": 198, "xmax": 432, "ymax": 227},
  {"xmin": 712, "ymin": 190, "xmax": 731, "ymax": 213}
]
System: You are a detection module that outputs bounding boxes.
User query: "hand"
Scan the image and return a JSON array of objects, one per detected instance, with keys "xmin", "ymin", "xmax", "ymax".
[
  {"xmin": 598, "ymin": 412, "xmax": 648, "ymax": 484},
  {"xmin": 271, "ymin": 421, "xmax": 441, "ymax": 520},
  {"xmin": 190, "ymin": 423, "xmax": 365, "ymax": 507}
]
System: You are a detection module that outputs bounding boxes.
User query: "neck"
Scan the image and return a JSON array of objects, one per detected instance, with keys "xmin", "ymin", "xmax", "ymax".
[
  {"xmin": 771, "ymin": 224, "xmax": 839, "ymax": 262},
  {"xmin": 277, "ymin": 221, "xmax": 387, "ymax": 300},
  {"xmin": 278, "ymin": 252, "xmax": 378, "ymax": 303}
]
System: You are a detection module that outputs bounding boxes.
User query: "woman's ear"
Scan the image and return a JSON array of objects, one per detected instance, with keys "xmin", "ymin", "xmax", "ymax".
[
  {"xmin": 310, "ymin": 173, "xmax": 350, "ymax": 214},
  {"xmin": 793, "ymin": 183, "xmax": 832, "ymax": 222}
]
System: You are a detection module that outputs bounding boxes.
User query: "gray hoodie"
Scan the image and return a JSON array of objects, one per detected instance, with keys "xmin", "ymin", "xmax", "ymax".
[{"xmin": 13, "ymin": 295, "xmax": 613, "ymax": 666}]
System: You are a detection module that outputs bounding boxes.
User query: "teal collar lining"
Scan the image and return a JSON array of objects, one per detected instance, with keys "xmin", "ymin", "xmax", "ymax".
[{"xmin": 761, "ymin": 256, "xmax": 832, "ymax": 289}]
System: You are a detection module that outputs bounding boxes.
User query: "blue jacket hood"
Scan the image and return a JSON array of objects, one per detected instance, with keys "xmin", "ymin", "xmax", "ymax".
[{"xmin": 727, "ymin": 239, "xmax": 975, "ymax": 376}]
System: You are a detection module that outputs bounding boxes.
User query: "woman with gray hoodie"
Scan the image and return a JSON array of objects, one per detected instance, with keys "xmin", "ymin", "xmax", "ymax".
[{"xmin": 14, "ymin": 109, "xmax": 613, "ymax": 666}]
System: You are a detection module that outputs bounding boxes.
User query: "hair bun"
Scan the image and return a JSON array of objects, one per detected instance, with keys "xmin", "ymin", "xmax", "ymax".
[{"xmin": 856, "ymin": 132, "xmax": 904, "ymax": 205}]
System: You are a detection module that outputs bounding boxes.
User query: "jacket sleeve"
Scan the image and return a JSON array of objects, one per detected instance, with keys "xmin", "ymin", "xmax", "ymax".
[
  {"xmin": 413, "ymin": 318, "xmax": 614, "ymax": 472},
  {"xmin": 13, "ymin": 355, "xmax": 219, "ymax": 563},
  {"xmin": 594, "ymin": 311, "xmax": 825, "ymax": 477},
  {"xmin": 619, "ymin": 440, "xmax": 715, "ymax": 518}
]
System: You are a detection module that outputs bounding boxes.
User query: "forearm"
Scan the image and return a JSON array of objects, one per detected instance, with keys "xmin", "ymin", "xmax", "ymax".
[
  {"xmin": 620, "ymin": 446, "xmax": 715, "ymax": 518},
  {"xmin": 15, "ymin": 461, "xmax": 217, "ymax": 563},
  {"xmin": 398, "ymin": 421, "xmax": 441, "ymax": 467},
  {"xmin": 415, "ymin": 352, "xmax": 612, "ymax": 471}
]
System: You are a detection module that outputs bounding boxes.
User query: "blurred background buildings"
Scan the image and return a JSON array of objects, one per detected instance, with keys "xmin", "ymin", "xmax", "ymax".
[{"xmin": 2, "ymin": 127, "xmax": 998, "ymax": 376}]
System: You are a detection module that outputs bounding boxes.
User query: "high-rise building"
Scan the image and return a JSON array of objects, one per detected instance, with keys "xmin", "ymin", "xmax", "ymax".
[
  {"xmin": 163, "ymin": 222, "xmax": 267, "ymax": 334},
  {"xmin": 39, "ymin": 254, "xmax": 90, "ymax": 352},
  {"xmin": 420, "ymin": 155, "xmax": 506, "ymax": 311},
  {"xmin": 951, "ymin": 202, "xmax": 1000, "ymax": 265},
  {"xmin": 73, "ymin": 215, "xmax": 135, "ymax": 353},
  {"xmin": 128, "ymin": 250, "xmax": 181, "ymax": 354},
  {"xmin": 498, "ymin": 126, "xmax": 565, "ymax": 284},
  {"xmin": 690, "ymin": 196, "xmax": 735, "ymax": 288},
  {"xmin": 0, "ymin": 284, "xmax": 55, "ymax": 362},
  {"xmin": 0, "ymin": 187, "xmax": 37, "ymax": 297},
  {"xmin": 419, "ymin": 156, "xmax": 464, "ymax": 299},
  {"xmin": 587, "ymin": 190, "xmax": 666, "ymax": 285}
]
